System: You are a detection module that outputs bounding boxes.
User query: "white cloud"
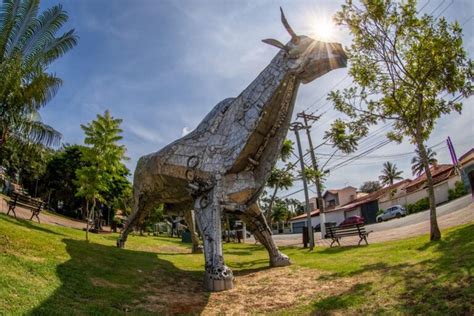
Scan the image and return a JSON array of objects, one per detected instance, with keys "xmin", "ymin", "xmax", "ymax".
[{"xmin": 181, "ymin": 126, "xmax": 191, "ymax": 136}]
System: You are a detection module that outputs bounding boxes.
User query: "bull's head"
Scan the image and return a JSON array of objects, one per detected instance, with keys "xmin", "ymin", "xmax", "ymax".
[{"xmin": 263, "ymin": 8, "xmax": 347, "ymax": 84}]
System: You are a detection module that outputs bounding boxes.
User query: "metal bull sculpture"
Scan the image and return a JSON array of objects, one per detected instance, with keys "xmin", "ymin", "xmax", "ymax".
[{"xmin": 118, "ymin": 8, "xmax": 347, "ymax": 291}]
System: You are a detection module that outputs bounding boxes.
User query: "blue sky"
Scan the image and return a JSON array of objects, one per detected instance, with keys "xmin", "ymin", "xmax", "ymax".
[{"xmin": 39, "ymin": 0, "xmax": 473, "ymax": 201}]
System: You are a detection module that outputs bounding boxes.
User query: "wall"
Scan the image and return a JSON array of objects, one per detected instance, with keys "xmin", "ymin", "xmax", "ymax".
[
  {"xmin": 324, "ymin": 211, "xmax": 346, "ymax": 225},
  {"xmin": 379, "ymin": 175, "xmax": 461, "ymax": 210},
  {"xmin": 290, "ymin": 216, "xmax": 321, "ymax": 233},
  {"xmin": 338, "ymin": 187, "xmax": 357, "ymax": 206},
  {"xmin": 324, "ymin": 192, "xmax": 339, "ymax": 208}
]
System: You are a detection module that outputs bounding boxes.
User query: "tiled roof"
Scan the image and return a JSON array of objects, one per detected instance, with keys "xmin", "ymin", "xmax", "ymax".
[
  {"xmin": 325, "ymin": 179, "xmax": 412, "ymax": 213},
  {"xmin": 289, "ymin": 209, "xmax": 320, "ymax": 221},
  {"xmin": 405, "ymin": 164, "xmax": 454, "ymax": 191},
  {"xmin": 459, "ymin": 148, "xmax": 474, "ymax": 165}
]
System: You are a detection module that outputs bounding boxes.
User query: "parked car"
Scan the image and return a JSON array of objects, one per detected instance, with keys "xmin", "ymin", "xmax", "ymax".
[
  {"xmin": 339, "ymin": 216, "xmax": 365, "ymax": 227},
  {"xmin": 376, "ymin": 205, "xmax": 407, "ymax": 222}
]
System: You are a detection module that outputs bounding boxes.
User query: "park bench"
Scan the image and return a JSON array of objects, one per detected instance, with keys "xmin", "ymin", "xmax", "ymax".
[
  {"xmin": 326, "ymin": 224, "xmax": 372, "ymax": 247},
  {"xmin": 6, "ymin": 192, "xmax": 45, "ymax": 223}
]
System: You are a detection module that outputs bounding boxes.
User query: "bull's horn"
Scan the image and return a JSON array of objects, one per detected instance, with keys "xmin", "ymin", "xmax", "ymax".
[{"xmin": 280, "ymin": 7, "xmax": 299, "ymax": 43}]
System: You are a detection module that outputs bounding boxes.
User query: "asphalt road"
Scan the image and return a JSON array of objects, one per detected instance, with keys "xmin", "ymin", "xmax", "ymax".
[
  {"xmin": 268, "ymin": 194, "xmax": 473, "ymax": 243},
  {"xmin": 367, "ymin": 194, "xmax": 472, "ymax": 232}
]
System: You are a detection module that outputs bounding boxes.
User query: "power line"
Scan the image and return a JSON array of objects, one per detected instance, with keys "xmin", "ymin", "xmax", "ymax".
[{"xmin": 301, "ymin": 75, "xmax": 350, "ymax": 113}]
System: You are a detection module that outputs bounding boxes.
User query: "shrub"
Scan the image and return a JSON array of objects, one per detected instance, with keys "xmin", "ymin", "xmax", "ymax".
[
  {"xmin": 406, "ymin": 197, "xmax": 429, "ymax": 215},
  {"xmin": 376, "ymin": 209, "xmax": 384, "ymax": 217},
  {"xmin": 448, "ymin": 181, "xmax": 468, "ymax": 201}
]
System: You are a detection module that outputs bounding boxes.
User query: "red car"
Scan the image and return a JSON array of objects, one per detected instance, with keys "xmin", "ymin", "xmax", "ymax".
[{"xmin": 339, "ymin": 215, "xmax": 365, "ymax": 227}]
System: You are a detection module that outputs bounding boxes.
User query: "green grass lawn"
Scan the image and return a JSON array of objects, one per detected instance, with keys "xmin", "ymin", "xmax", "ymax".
[{"xmin": 0, "ymin": 213, "xmax": 473, "ymax": 315}]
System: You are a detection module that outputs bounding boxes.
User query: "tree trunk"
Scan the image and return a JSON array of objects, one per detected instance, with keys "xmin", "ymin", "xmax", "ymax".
[
  {"xmin": 416, "ymin": 139, "xmax": 441, "ymax": 241},
  {"xmin": 85, "ymin": 199, "xmax": 89, "ymax": 242}
]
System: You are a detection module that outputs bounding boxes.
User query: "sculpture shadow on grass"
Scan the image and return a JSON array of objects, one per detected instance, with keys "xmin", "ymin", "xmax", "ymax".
[
  {"xmin": 311, "ymin": 224, "xmax": 474, "ymax": 314},
  {"xmin": 31, "ymin": 239, "xmax": 210, "ymax": 315}
]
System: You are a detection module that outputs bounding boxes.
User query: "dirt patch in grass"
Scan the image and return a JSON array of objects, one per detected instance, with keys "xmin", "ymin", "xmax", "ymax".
[
  {"xmin": 132, "ymin": 266, "xmax": 362, "ymax": 315},
  {"xmin": 158, "ymin": 245, "xmax": 190, "ymax": 254}
]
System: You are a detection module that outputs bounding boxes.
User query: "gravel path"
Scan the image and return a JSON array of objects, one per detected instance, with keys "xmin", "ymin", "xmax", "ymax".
[{"xmin": 0, "ymin": 197, "xmax": 86, "ymax": 230}]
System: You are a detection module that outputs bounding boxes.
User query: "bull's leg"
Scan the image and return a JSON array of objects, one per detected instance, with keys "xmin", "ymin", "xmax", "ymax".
[
  {"xmin": 194, "ymin": 186, "xmax": 234, "ymax": 291},
  {"xmin": 241, "ymin": 203, "xmax": 291, "ymax": 267},
  {"xmin": 184, "ymin": 209, "xmax": 203, "ymax": 253},
  {"xmin": 117, "ymin": 193, "xmax": 150, "ymax": 248}
]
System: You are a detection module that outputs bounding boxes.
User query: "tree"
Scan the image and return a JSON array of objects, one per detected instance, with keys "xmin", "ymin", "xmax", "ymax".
[
  {"xmin": 271, "ymin": 199, "xmax": 289, "ymax": 232},
  {"xmin": 264, "ymin": 139, "xmax": 295, "ymax": 226},
  {"xmin": 412, "ymin": 148, "xmax": 437, "ymax": 176},
  {"xmin": 359, "ymin": 181, "xmax": 382, "ymax": 193},
  {"xmin": 379, "ymin": 161, "xmax": 403, "ymax": 186},
  {"xmin": 0, "ymin": 138, "xmax": 52, "ymax": 194},
  {"xmin": 37, "ymin": 144, "xmax": 86, "ymax": 217},
  {"xmin": 76, "ymin": 111, "xmax": 127, "ymax": 241},
  {"xmin": 327, "ymin": 0, "xmax": 473, "ymax": 240},
  {"xmin": 0, "ymin": 0, "xmax": 78, "ymax": 148}
]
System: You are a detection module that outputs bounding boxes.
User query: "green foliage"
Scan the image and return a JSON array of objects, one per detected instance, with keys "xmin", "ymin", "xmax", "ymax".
[
  {"xmin": 376, "ymin": 209, "xmax": 384, "ymax": 217},
  {"xmin": 411, "ymin": 148, "xmax": 437, "ymax": 176},
  {"xmin": 406, "ymin": 197, "xmax": 429, "ymax": 215},
  {"xmin": 280, "ymin": 139, "xmax": 294, "ymax": 162},
  {"xmin": 271, "ymin": 199, "xmax": 289, "ymax": 224},
  {"xmin": 0, "ymin": 0, "xmax": 78, "ymax": 147},
  {"xmin": 448, "ymin": 181, "xmax": 468, "ymax": 201},
  {"xmin": 359, "ymin": 180, "xmax": 381, "ymax": 193},
  {"xmin": 75, "ymin": 111, "xmax": 129, "ymax": 231},
  {"xmin": 141, "ymin": 205, "xmax": 165, "ymax": 233},
  {"xmin": 0, "ymin": 138, "xmax": 52, "ymax": 194},
  {"xmin": 36, "ymin": 144, "xmax": 86, "ymax": 216},
  {"xmin": 327, "ymin": 0, "xmax": 472, "ymax": 151},
  {"xmin": 379, "ymin": 161, "xmax": 403, "ymax": 186}
]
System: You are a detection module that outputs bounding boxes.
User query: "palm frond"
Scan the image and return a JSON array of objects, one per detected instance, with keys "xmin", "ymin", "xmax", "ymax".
[
  {"xmin": 6, "ymin": 0, "xmax": 39, "ymax": 56},
  {"xmin": 16, "ymin": 117, "xmax": 61, "ymax": 147},
  {"xmin": 39, "ymin": 29, "xmax": 77, "ymax": 66},
  {"xmin": 0, "ymin": 0, "xmax": 21, "ymax": 61},
  {"xmin": 23, "ymin": 72, "xmax": 63, "ymax": 109},
  {"xmin": 20, "ymin": 4, "xmax": 70, "ymax": 62}
]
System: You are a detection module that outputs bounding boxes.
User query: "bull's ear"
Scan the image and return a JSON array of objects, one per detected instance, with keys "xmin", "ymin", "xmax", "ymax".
[{"xmin": 262, "ymin": 38, "xmax": 288, "ymax": 51}]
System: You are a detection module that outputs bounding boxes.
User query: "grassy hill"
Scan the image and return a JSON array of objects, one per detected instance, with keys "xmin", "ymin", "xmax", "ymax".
[{"xmin": 0, "ymin": 213, "xmax": 473, "ymax": 314}]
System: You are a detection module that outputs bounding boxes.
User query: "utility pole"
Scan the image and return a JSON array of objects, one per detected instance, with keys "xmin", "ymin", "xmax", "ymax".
[
  {"xmin": 297, "ymin": 111, "xmax": 327, "ymax": 239},
  {"xmin": 290, "ymin": 122, "xmax": 315, "ymax": 250}
]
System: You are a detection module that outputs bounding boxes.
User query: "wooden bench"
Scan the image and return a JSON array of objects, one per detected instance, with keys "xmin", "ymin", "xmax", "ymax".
[
  {"xmin": 6, "ymin": 192, "xmax": 45, "ymax": 223},
  {"xmin": 326, "ymin": 224, "xmax": 372, "ymax": 247}
]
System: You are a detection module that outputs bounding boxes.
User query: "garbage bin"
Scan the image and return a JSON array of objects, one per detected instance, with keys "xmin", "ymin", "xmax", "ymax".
[
  {"xmin": 302, "ymin": 226, "xmax": 313, "ymax": 248},
  {"xmin": 181, "ymin": 230, "xmax": 192, "ymax": 243}
]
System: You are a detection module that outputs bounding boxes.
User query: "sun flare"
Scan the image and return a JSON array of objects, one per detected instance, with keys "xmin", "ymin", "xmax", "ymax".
[{"xmin": 312, "ymin": 18, "xmax": 335, "ymax": 41}]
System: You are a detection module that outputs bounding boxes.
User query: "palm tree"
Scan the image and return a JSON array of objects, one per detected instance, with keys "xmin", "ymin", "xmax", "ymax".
[
  {"xmin": 379, "ymin": 161, "xmax": 403, "ymax": 186},
  {"xmin": 412, "ymin": 148, "xmax": 437, "ymax": 176},
  {"xmin": 0, "ymin": 0, "xmax": 78, "ymax": 147}
]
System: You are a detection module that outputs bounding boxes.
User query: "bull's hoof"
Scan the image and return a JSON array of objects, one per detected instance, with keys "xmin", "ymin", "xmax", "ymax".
[
  {"xmin": 117, "ymin": 238, "xmax": 125, "ymax": 249},
  {"xmin": 204, "ymin": 265, "xmax": 234, "ymax": 291},
  {"xmin": 270, "ymin": 252, "xmax": 291, "ymax": 267}
]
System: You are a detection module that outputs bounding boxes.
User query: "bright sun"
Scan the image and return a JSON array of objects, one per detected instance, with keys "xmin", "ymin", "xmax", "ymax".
[{"xmin": 312, "ymin": 18, "xmax": 335, "ymax": 41}]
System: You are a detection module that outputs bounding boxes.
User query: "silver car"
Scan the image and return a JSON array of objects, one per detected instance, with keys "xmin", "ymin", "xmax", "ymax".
[{"xmin": 376, "ymin": 205, "xmax": 407, "ymax": 222}]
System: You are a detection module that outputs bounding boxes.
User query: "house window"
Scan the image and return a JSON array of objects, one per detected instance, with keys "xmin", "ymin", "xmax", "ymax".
[{"xmin": 328, "ymin": 199, "xmax": 336, "ymax": 207}]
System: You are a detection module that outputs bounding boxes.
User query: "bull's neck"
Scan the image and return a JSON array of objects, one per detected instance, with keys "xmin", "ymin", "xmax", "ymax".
[
  {"xmin": 237, "ymin": 51, "xmax": 292, "ymax": 113},
  {"xmin": 225, "ymin": 51, "xmax": 300, "ymax": 173}
]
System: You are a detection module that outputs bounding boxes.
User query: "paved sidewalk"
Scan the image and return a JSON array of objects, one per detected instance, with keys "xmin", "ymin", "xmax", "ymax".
[{"xmin": 0, "ymin": 197, "xmax": 86, "ymax": 230}]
